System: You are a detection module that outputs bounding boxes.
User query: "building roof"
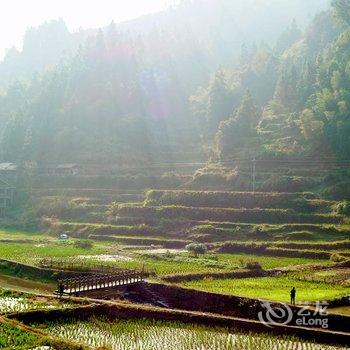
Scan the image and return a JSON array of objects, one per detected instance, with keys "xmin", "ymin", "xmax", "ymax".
[
  {"xmin": 0, "ymin": 163, "xmax": 18, "ymax": 171},
  {"xmin": 56, "ymin": 163, "xmax": 78, "ymax": 169}
]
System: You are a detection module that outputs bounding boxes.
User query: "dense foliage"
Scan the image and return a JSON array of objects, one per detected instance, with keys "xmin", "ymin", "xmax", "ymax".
[
  {"xmin": 199, "ymin": 5, "xmax": 350, "ymax": 161},
  {"xmin": 0, "ymin": 0, "xmax": 340, "ymax": 167}
]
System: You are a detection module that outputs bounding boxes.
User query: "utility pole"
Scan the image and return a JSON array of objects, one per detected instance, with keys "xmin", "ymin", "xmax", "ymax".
[{"xmin": 252, "ymin": 158, "xmax": 256, "ymax": 193}]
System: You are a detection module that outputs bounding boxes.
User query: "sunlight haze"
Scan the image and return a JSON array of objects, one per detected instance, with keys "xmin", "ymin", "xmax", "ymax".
[
  {"xmin": 0, "ymin": 0, "xmax": 177, "ymax": 59},
  {"xmin": 0, "ymin": 0, "xmax": 349, "ymax": 348}
]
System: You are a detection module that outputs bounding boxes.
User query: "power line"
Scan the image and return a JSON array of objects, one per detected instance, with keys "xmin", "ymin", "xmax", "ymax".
[
  {"xmin": 252, "ymin": 158, "xmax": 256, "ymax": 193},
  {"xmin": 31, "ymin": 157, "xmax": 350, "ymax": 172}
]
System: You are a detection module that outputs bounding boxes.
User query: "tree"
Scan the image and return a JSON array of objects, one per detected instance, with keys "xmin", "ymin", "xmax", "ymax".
[
  {"xmin": 275, "ymin": 19, "xmax": 302, "ymax": 54},
  {"xmin": 234, "ymin": 90, "xmax": 259, "ymax": 131},
  {"xmin": 239, "ymin": 43, "xmax": 249, "ymax": 66},
  {"xmin": 186, "ymin": 243, "xmax": 207, "ymax": 257},
  {"xmin": 297, "ymin": 59, "xmax": 317, "ymax": 107},
  {"xmin": 206, "ymin": 72, "xmax": 233, "ymax": 136},
  {"xmin": 0, "ymin": 112, "xmax": 26, "ymax": 161},
  {"xmin": 274, "ymin": 65, "xmax": 299, "ymax": 111},
  {"xmin": 299, "ymin": 108, "xmax": 327, "ymax": 155},
  {"xmin": 215, "ymin": 90, "xmax": 260, "ymax": 159},
  {"xmin": 107, "ymin": 21, "xmax": 117, "ymax": 48},
  {"xmin": 332, "ymin": 0, "xmax": 350, "ymax": 26},
  {"xmin": 240, "ymin": 47, "xmax": 279, "ymax": 106}
]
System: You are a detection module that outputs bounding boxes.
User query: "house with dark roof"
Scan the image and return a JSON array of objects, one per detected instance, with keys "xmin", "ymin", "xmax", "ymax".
[
  {"xmin": 55, "ymin": 163, "xmax": 79, "ymax": 176},
  {"xmin": 0, "ymin": 162, "xmax": 18, "ymax": 183}
]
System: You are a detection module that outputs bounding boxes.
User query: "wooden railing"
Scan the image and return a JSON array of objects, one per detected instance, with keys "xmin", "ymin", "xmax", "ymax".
[
  {"xmin": 40, "ymin": 258, "xmax": 129, "ymax": 274},
  {"xmin": 57, "ymin": 271, "xmax": 144, "ymax": 295}
]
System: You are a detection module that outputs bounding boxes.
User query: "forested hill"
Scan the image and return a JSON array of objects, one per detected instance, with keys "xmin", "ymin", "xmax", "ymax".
[
  {"xmin": 1, "ymin": 0, "xmax": 349, "ymax": 167},
  {"xmin": 0, "ymin": 0, "xmax": 330, "ymax": 89}
]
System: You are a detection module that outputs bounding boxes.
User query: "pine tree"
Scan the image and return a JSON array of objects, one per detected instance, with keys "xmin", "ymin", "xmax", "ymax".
[
  {"xmin": 239, "ymin": 43, "xmax": 249, "ymax": 66},
  {"xmin": 206, "ymin": 72, "xmax": 232, "ymax": 136},
  {"xmin": 275, "ymin": 19, "xmax": 302, "ymax": 54},
  {"xmin": 107, "ymin": 21, "xmax": 117, "ymax": 48},
  {"xmin": 332, "ymin": 0, "xmax": 350, "ymax": 26},
  {"xmin": 214, "ymin": 90, "xmax": 259, "ymax": 159},
  {"xmin": 234, "ymin": 90, "xmax": 259, "ymax": 132},
  {"xmin": 274, "ymin": 64, "xmax": 299, "ymax": 111}
]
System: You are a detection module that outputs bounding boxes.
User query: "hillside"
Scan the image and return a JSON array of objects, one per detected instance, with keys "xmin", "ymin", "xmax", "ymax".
[
  {"xmin": 0, "ymin": 2, "xmax": 350, "ymax": 347},
  {"xmin": 0, "ymin": 0, "xmax": 349, "ymax": 202}
]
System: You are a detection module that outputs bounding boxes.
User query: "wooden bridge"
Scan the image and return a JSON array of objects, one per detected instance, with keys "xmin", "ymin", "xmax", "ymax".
[{"xmin": 56, "ymin": 271, "xmax": 144, "ymax": 295}]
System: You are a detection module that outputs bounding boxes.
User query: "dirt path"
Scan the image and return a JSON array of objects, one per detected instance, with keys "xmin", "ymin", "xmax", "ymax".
[
  {"xmin": 0, "ymin": 274, "xmax": 55, "ymax": 294},
  {"xmin": 328, "ymin": 306, "xmax": 350, "ymax": 316}
]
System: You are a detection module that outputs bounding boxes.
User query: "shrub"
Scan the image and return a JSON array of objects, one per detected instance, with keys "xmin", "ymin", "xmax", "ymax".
[
  {"xmin": 322, "ymin": 182, "xmax": 350, "ymax": 200},
  {"xmin": 273, "ymin": 241, "xmax": 350, "ymax": 250},
  {"xmin": 217, "ymin": 242, "xmax": 268, "ymax": 254},
  {"xmin": 250, "ymin": 225, "xmax": 274, "ymax": 239},
  {"xmin": 333, "ymin": 201, "xmax": 350, "ymax": 217},
  {"xmin": 266, "ymin": 247, "xmax": 330, "ymax": 259},
  {"xmin": 31, "ymin": 173, "xmax": 189, "ymax": 190},
  {"xmin": 74, "ymin": 240, "xmax": 93, "ymax": 249},
  {"xmin": 114, "ymin": 205, "xmax": 342, "ymax": 224},
  {"xmin": 330, "ymin": 253, "xmax": 347, "ymax": 263},
  {"xmin": 56, "ymin": 222, "xmax": 161, "ymax": 239},
  {"xmin": 190, "ymin": 172, "xmax": 232, "ymax": 188},
  {"xmin": 144, "ymin": 190, "xmax": 315, "ymax": 210},
  {"xmin": 245, "ymin": 261, "xmax": 263, "ymax": 270},
  {"xmin": 284, "ymin": 231, "xmax": 315, "ymax": 241},
  {"xmin": 260, "ymin": 175, "xmax": 318, "ymax": 193},
  {"xmin": 164, "ymin": 250, "xmax": 174, "ymax": 258},
  {"xmin": 216, "ymin": 243, "xmax": 331, "ymax": 259},
  {"xmin": 186, "ymin": 243, "xmax": 207, "ymax": 257}
]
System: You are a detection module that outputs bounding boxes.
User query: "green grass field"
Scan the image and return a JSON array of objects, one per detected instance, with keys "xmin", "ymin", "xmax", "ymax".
[
  {"xmin": 0, "ymin": 227, "xmax": 331, "ymax": 275},
  {"xmin": 0, "ymin": 228, "xmax": 46, "ymax": 240},
  {"xmin": 183, "ymin": 276, "xmax": 350, "ymax": 302},
  {"xmin": 0, "ymin": 242, "xmax": 104, "ymax": 264},
  {"xmin": 216, "ymin": 254, "xmax": 329, "ymax": 269},
  {"xmin": 0, "ymin": 228, "xmax": 348, "ymax": 304},
  {"xmin": 135, "ymin": 253, "xmax": 330, "ymax": 276},
  {"xmin": 38, "ymin": 251, "xmax": 329, "ymax": 276}
]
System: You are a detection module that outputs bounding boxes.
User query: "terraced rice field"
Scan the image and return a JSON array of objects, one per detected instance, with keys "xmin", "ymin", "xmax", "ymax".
[
  {"xmin": 0, "ymin": 290, "xmax": 71, "ymax": 314},
  {"xmin": 37, "ymin": 317, "xmax": 347, "ymax": 350},
  {"xmin": 1, "ymin": 188, "xmax": 349, "ymax": 350},
  {"xmin": 0, "ymin": 295, "xmax": 70, "ymax": 314},
  {"xmin": 0, "ymin": 322, "xmax": 40, "ymax": 349}
]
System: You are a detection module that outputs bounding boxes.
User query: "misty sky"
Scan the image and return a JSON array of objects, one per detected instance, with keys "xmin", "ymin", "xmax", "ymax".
[{"xmin": 0, "ymin": 0, "xmax": 178, "ymax": 60}]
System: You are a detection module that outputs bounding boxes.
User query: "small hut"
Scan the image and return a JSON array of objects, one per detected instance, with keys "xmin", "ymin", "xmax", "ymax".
[
  {"xmin": 0, "ymin": 162, "xmax": 18, "ymax": 183},
  {"xmin": 55, "ymin": 163, "xmax": 79, "ymax": 176}
]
